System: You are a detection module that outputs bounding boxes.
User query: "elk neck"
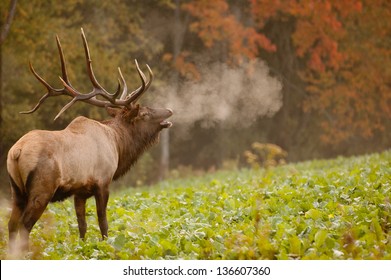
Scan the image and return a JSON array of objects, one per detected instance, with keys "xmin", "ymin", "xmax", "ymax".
[{"xmin": 103, "ymin": 118, "xmax": 161, "ymax": 180}]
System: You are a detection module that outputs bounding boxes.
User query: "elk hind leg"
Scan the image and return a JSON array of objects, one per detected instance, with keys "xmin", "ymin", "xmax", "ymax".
[
  {"xmin": 8, "ymin": 193, "xmax": 26, "ymax": 254},
  {"xmin": 19, "ymin": 192, "xmax": 52, "ymax": 251},
  {"xmin": 8, "ymin": 176, "xmax": 27, "ymax": 254}
]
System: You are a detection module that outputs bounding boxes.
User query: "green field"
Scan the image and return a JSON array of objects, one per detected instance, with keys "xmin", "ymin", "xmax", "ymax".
[{"xmin": 1, "ymin": 151, "xmax": 390, "ymax": 259}]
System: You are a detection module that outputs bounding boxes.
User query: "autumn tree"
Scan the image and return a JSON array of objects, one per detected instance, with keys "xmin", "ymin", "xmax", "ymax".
[
  {"xmin": 302, "ymin": 0, "xmax": 391, "ymax": 146},
  {"xmin": 251, "ymin": 0, "xmax": 390, "ymax": 148}
]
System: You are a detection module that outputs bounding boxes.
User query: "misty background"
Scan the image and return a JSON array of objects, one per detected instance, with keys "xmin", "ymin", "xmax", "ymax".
[
  {"xmin": 154, "ymin": 60, "xmax": 282, "ymax": 130},
  {"xmin": 0, "ymin": 0, "xmax": 390, "ymax": 189}
]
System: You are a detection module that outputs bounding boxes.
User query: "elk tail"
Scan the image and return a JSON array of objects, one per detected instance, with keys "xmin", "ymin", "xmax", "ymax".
[
  {"xmin": 7, "ymin": 147, "xmax": 31, "ymax": 196},
  {"xmin": 9, "ymin": 148, "xmax": 22, "ymax": 160}
]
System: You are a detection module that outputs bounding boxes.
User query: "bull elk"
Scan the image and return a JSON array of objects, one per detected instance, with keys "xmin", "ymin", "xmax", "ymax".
[{"xmin": 7, "ymin": 29, "xmax": 173, "ymax": 253}]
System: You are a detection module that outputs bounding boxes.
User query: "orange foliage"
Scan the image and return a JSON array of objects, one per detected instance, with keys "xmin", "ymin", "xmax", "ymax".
[
  {"xmin": 251, "ymin": 0, "xmax": 361, "ymax": 72},
  {"xmin": 301, "ymin": 0, "xmax": 390, "ymax": 143},
  {"xmin": 252, "ymin": 0, "xmax": 390, "ymax": 144},
  {"xmin": 162, "ymin": 51, "xmax": 201, "ymax": 81},
  {"xmin": 174, "ymin": 51, "xmax": 201, "ymax": 81},
  {"xmin": 182, "ymin": 0, "xmax": 275, "ymax": 64}
]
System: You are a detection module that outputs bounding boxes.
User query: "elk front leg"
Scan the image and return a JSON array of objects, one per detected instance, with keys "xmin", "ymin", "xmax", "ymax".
[
  {"xmin": 74, "ymin": 195, "xmax": 87, "ymax": 239},
  {"xmin": 95, "ymin": 187, "xmax": 109, "ymax": 239}
]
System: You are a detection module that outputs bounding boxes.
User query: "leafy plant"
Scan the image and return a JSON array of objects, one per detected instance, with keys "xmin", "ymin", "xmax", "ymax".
[{"xmin": 0, "ymin": 150, "xmax": 390, "ymax": 259}]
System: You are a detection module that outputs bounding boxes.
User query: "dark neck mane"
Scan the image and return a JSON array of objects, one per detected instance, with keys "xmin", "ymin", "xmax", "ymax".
[{"xmin": 103, "ymin": 119, "xmax": 160, "ymax": 181}]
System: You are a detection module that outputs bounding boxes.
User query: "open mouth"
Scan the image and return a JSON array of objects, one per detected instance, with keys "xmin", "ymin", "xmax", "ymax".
[
  {"xmin": 160, "ymin": 120, "xmax": 172, "ymax": 128},
  {"xmin": 160, "ymin": 108, "xmax": 173, "ymax": 128}
]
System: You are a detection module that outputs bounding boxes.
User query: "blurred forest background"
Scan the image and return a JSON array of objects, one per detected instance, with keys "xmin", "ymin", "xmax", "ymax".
[{"xmin": 0, "ymin": 0, "xmax": 390, "ymax": 190}]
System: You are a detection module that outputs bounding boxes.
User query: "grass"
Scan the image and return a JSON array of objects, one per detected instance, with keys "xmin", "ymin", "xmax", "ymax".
[{"xmin": 0, "ymin": 150, "xmax": 390, "ymax": 259}]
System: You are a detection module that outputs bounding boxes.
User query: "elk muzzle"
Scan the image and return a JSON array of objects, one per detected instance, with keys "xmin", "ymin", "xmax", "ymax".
[{"xmin": 158, "ymin": 108, "xmax": 173, "ymax": 128}]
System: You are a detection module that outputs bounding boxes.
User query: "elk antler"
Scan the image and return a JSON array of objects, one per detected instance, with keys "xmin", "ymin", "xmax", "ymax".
[{"xmin": 21, "ymin": 28, "xmax": 153, "ymax": 120}]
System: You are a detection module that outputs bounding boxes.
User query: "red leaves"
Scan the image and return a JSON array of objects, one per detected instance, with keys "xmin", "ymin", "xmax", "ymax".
[
  {"xmin": 251, "ymin": 0, "xmax": 390, "ymax": 144},
  {"xmin": 183, "ymin": 0, "xmax": 275, "ymax": 64},
  {"xmin": 251, "ymin": 0, "xmax": 360, "ymax": 73}
]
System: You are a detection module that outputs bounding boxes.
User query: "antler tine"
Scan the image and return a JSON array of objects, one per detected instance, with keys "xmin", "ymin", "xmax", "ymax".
[
  {"xmin": 56, "ymin": 35, "xmax": 70, "ymax": 84},
  {"xmin": 54, "ymin": 97, "xmax": 78, "ymax": 121},
  {"xmin": 124, "ymin": 60, "xmax": 148, "ymax": 104},
  {"xmin": 144, "ymin": 64, "xmax": 154, "ymax": 91},
  {"xmin": 80, "ymin": 28, "xmax": 100, "ymax": 90},
  {"xmin": 127, "ymin": 62, "xmax": 154, "ymax": 104},
  {"xmin": 20, "ymin": 62, "xmax": 70, "ymax": 114},
  {"xmin": 28, "ymin": 62, "xmax": 57, "ymax": 94},
  {"xmin": 118, "ymin": 67, "xmax": 128, "ymax": 100},
  {"xmin": 80, "ymin": 28, "xmax": 121, "ymax": 100},
  {"xmin": 20, "ymin": 92, "xmax": 50, "ymax": 114}
]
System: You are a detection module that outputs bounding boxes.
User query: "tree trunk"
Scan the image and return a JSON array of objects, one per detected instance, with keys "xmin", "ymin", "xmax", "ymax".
[
  {"xmin": 159, "ymin": 0, "xmax": 185, "ymax": 180},
  {"xmin": 0, "ymin": 0, "xmax": 18, "ymax": 159},
  {"xmin": 0, "ymin": 41, "xmax": 3, "ymax": 162},
  {"xmin": 0, "ymin": 39, "xmax": 3, "ymax": 136},
  {"xmin": 0, "ymin": 0, "xmax": 18, "ymax": 44},
  {"xmin": 159, "ymin": 129, "xmax": 170, "ymax": 180}
]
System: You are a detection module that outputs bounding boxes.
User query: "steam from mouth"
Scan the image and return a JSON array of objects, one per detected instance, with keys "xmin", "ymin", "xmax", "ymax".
[{"xmin": 154, "ymin": 59, "xmax": 282, "ymax": 132}]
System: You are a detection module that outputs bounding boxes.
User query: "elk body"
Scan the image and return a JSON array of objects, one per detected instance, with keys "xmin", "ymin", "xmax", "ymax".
[{"xmin": 7, "ymin": 29, "xmax": 172, "ymax": 253}]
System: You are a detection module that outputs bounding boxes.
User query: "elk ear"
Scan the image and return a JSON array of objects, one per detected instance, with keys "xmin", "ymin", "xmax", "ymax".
[
  {"xmin": 120, "ymin": 105, "xmax": 140, "ymax": 122},
  {"xmin": 106, "ymin": 107, "xmax": 120, "ymax": 117}
]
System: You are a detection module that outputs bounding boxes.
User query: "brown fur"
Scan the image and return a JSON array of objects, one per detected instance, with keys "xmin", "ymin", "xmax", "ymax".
[{"xmin": 7, "ymin": 105, "xmax": 172, "ymax": 253}]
